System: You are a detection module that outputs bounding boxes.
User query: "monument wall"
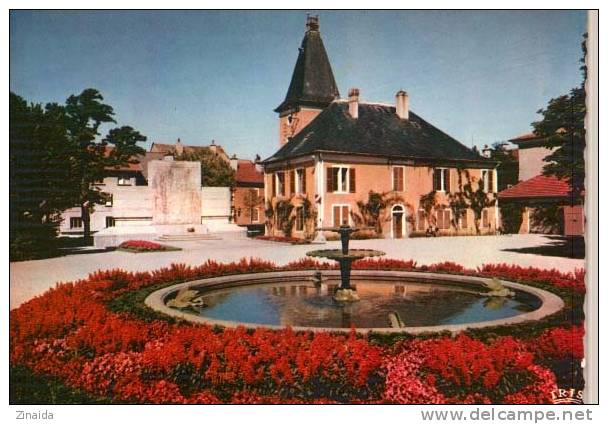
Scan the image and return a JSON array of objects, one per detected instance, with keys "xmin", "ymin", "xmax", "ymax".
[{"xmin": 148, "ymin": 159, "xmax": 202, "ymax": 225}]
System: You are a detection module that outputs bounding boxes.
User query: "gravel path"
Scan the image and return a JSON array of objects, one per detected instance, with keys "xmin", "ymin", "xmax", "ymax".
[{"xmin": 10, "ymin": 234, "xmax": 585, "ymax": 309}]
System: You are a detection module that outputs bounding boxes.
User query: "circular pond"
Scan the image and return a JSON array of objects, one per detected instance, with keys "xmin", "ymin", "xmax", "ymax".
[{"xmin": 145, "ymin": 270, "xmax": 564, "ymax": 333}]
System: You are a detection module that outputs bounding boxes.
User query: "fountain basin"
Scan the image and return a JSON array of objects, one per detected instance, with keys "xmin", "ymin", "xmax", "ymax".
[
  {"xmin": 145, "ymin": 270, "xmax": 564, "ymax": 334},
  {"xmin": 306, "ymin": 249, "xmax": 385, "ymax": 260}
]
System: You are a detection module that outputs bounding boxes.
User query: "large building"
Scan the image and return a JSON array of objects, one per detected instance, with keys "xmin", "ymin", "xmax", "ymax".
[{"xmin": 262, "ymin": 16, "xmax": 498, "ymax": 239}]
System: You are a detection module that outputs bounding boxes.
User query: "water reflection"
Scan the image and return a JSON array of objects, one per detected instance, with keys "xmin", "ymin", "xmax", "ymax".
[{"xmin": 184, "ymin": 280, "xmax": 540, "ymax": 329}]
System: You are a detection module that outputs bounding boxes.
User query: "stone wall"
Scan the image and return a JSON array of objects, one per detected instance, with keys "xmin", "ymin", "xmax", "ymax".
[{"xmin": 148, "ymin": 160, "xmax": 202, "ymax": 225}]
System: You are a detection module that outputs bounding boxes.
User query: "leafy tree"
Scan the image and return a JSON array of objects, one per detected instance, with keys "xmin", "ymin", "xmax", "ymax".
[
  {"xmin": 499, "ymin": 202, "xmax": 525, "ymax": 234},
  {"xmin": 419, "ymin": 190, "xmax": 438, "ymax": 228},
  {"xmin": 63, "ymin": 88, "xmax": 146, "ymax": 241},
  {"xmin": 463, "ymin": 181, "xmax": 496, "ymax": 235},
  {"xmin": 351, "ymin": 191, "xmax": 403, "ymax": 236},
  {"xmin": 448, "ymin": 169, "xmax": 469, "ymax": 229},
  {"xmin": 10, "ymin": 89, "xmax": 147, "ymax": 248},
  {"xmin": 534, "ymin": 34, "xmax": 587, "ymax": 198},
  {"xmin": 10, "ymin": 93, "xmax": 73, "ymax": 259},
  {"xmin": 297, "ymin": 195, "xmax": 317, "ymax": 240},
  {"xmin": 242, "ymin": 189, "xmax": 264, "ymax": 224},
  {"xmin": 275, "ymin": 199, "xmax": 295, "ymax": 237},
  {"xmin": 176, "ymin": 149, "xmax": 235, "ymax": 187},
  {"xmin": 264, "ymin": 200, "xmax": 275, "ymax": 235},
  {"xmin": 489, "ymin": 142, "xmax": 519, "ymax": 190}
]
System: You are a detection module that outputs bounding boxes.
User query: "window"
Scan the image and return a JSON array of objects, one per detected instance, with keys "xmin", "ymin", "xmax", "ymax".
[
  {"xmin": 296, "ymin": 168, "xmax": 306, "ymax": 194},
  {"xmin": 417, "ymin": 210, "xmax": 426, "ymax": 231},
  {"xmin": 332, "ymin": 205, "xmax": 350, "ymax": 227},
  {"xmin": 275, "ymin": 172, "xmax": 286, "ymax": 196},
  {"xmin": 481, "ymin": 170, "xmax": 495, "ymax": 193},
  {"xmin": 482, "ymin": 209, "xmax": 490, "ymax": 228},
  {"xmin": 327, "ymin": 167, "xmax": 355, "ymax": 193},
  {"xmin": 295, "ymin": 207, "xmax": 305, "ymax": 231},
  {"xmin": 251, "ymin": 208, "xmax": 260, "ymax": 223},
  {"xmin": 105, "ymin": 216, "xmax": 115, "ymax": 228},
  {"xmin": 93, "ymin": 177, "xmax": 105, "ymax": 185},
  {"xmin": 105, "ymin": 194, "xmax": 113, "ymax": 207},
  {"xmin": 432, "ymin": 168, "xmax": 451, "ymax": 192},
  {"xmin": 70, "ymin": 217, "xmax": 83, "ymax": 229},
  {"xmin": 436, "ymin": 209, "xmax": 451, "ymax": 230},
  {"xmin": 118, "ymin": 177, "xmax": 131, "ymax": 186},
  {"xmin": 393, "ymin": 166, "xmax": 405, "ymax": 191},
  {"xmin": 460, "ymin": 210, "xmax": 468, "ymax": 229}
]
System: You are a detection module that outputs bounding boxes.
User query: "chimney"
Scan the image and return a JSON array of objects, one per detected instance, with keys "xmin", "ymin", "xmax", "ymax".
[
  {"xmin": 348, "ymin": 88, "xmax": 360, "ymax": 119},
  {"xmin": 175, "ymin": 138, "xmax": 184, "ymax": 155},
  {"xmin": 395, "ymin": 90, "xmax": 409, "ymax": 120},
  {"xmin": 254, "ymin": 154, "xmax": 263, "ymax": 172},
  {"xmin": 230, "ymin": 154, "xmax": 238, "ymax": 170}
]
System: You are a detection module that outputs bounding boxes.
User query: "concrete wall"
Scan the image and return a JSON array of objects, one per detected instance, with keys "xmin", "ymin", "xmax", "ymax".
[
  {"xmin": 59, "ymin": 177, "xmax": 152, "ymax": 234},
  {"xmin": 518, "ymin": 146, "xmax": 556, "ymax": 181},
  {"xmin": 201, "ymin": 186, "xmax": 231, "ymax": 219},
  {"xmin": 148, "ymin": 160, "xmax": 201, "ymax": 225}
]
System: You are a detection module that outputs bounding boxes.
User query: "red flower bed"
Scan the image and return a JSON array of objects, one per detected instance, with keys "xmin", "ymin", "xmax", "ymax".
[
  {"xmin": 255, "ymin": 236, "xmax": 310, "ymax": 245},
  {"xmin": 10, "ymin": 258, "xmax": 584, "ymax": 404},
  {"xmin": 118, "ymin": 240, "xmax": 171, "ymax": 252}
]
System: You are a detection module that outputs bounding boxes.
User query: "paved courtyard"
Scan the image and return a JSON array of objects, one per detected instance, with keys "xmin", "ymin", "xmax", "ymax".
[{"xmin": 10, "ymin": 234, "xmax": 585, "ymax": 309}]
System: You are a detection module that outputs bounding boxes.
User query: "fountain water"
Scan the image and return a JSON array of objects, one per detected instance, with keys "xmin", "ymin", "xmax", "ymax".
[{"xmin": 306, "ymin": 225, "xmax": 384, "ymax": 301}]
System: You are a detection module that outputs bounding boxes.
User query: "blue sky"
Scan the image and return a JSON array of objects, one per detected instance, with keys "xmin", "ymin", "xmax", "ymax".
[{"xmin": 10, "ymin": 10, "xmax": 587, "ymax": 160}]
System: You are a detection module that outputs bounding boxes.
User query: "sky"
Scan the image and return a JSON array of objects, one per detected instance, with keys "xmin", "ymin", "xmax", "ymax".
[{"xmin": 10, "ymin": 10, "xmax": 587, "ymax": 160}]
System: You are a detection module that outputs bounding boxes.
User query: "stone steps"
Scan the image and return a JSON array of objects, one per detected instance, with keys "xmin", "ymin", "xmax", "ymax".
[{"xmin": 156, "ymin": 234, "xmax": 222, "ymax": 242}]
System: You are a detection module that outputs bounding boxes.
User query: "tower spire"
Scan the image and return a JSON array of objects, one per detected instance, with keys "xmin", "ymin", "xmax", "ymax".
[{"xmin": 275, "ymin": 15, "xmax": 340, "ymax": 114}]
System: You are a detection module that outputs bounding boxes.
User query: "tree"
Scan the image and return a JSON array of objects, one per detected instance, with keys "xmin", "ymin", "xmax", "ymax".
[
  {"xmin": 351, "ymin": 191, "xmax": 403, "ymax": 236},
  {"xmin": 63, "ymin": 88, "xmax": 146, "ymax": 241},
  {"xmin": 176, "ymin": 149, "xmax": 235, "ymax": 187},
  {"xmin": 534, "ymin": 34, "xmax": 587, "ymax": 198},
  {"xmin": 419, "ymin": 190, "xmax": 438, "ymax": 228},
  {"xmin": 463, "ymin": 180, "xmax": 496, "ymax": 235},
  {"xmin": 297, "ymin": 195, "xmax": 317, "ymax": 240},
  {"xmin": 489, "ymin": 142, "xmax": 519, "ymax": 190},
  {"xmin": 275, "ymin": 199, "xmax": 295, "ymax": 237},
  {"xmin": 242, "ymin": 189, "xmax": 264, "ymax": 224},
  {"xmin": 448, "ymin": 169, "xmax": 469, "ymax": 230},
  {"xmin": 9, "ymin": 93, "xmax": 73, "ymax": 259}
]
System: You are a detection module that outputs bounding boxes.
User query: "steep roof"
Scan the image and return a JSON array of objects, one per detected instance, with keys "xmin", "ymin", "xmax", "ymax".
[
  {"xmin": 275, "ymin": 16, "xmax": 340, "ymax": 113},
  {"xmin": 498, "ymin": 174, "xmax": 572, "ymax": 199},
  {"xmin": 235, "ymin": 160, "xmax": 264, "ymax": 185},
  {"xmin": 103, "ymin": 146, "xmax": 143, "ymax": 172},
  {"xmin": 263, "ymin": 101, "xmax": 491, "ymax": 165}
]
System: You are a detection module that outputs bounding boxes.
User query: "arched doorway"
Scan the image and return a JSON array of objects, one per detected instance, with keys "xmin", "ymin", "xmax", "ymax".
[{"xmin": 391, "ymin": 204, "xmax": 406, "ymax": 239}]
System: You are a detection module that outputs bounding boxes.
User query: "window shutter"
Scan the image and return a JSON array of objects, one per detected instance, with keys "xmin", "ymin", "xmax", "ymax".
[
  {"xmin": 444, "ymin": 169, "xmax": 451, "ymax": 193},
  {"xmin": 418, "ymin": 210, "xmax": 425, "ymax": 231},
  {"xmin": 289, "ymin": 170, "xmax": 295, "ymax": 194},
  {"xmin": 433, "ymin": 169, "xmax": 441, "ymax": 191},
  {"xmin": 326, "ymin": 168, "xmax": 334, "ymax": 192},
  {"xmin": 333, "ymin": 205, "xmax": 340, "ymax": 227},
  {"xmin": 272, "ymin": 174, "xmax": 276, "ymax": 197},
  {"xmin": 488, "ymin": 170, "xmax": 494, "ymax": 193},
  {"xmin": 399, "ymin": 168, "xmax": 405, "ymax": 191},
  {"xmin": 301, "ymin": 169, "xmax": 306, "ymax": 194},
  {"xmin": 349, "ymin": 168, "xmax": 356, "ymax": 193},
  {"xmin": 342, "ymin": 206, "xmax": 349, "ymax": 225}
]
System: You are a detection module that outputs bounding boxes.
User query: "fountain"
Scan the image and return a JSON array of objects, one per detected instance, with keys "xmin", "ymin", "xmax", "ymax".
[
  {"xmin": 306, "ymin": 226, "xmax": 384, "ymax": 301},
  {"xmin": 146, "ymin": 225, "xmax": 564, "ymax": 333}
]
